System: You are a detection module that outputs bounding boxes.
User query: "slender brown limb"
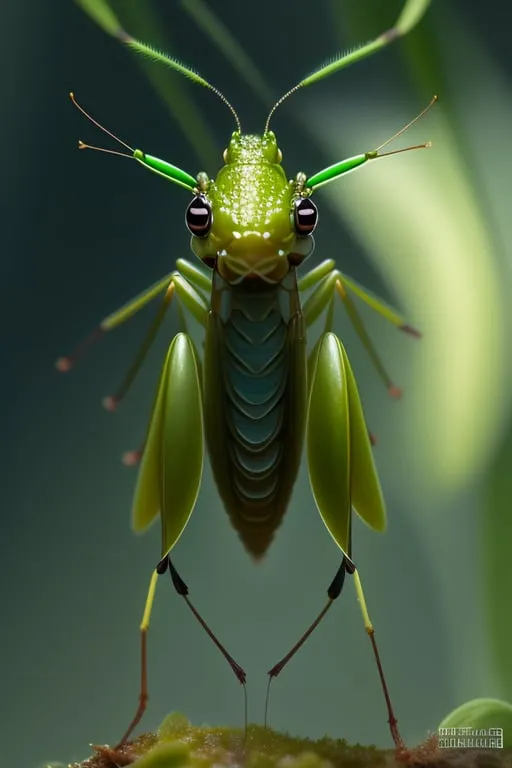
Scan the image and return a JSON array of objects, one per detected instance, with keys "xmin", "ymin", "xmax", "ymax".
[
  {"xmin": 182, "ymin": 593, "xmax": 247, "ymax": 683},
  {"xmin": 103, "ymin": 284, "xmax": 174, "ymax": 411},
  {"xmin": 114, "ymin": 630, "xmax": 149, "ymax": 749},
  {"xmin": 116, "ymin": 555, "xmax": 247, "ymax": 750},
  {"xmin": 166, "ymin": 557, "xmax": 248, "ymax": 731},
  {"xmin": 264, "ymin": 599, "xmax": 334, "ymax": 727},
  {"xmin": 353, "ymin": 570, "xmax": 405, "ymax": 751},
  {"xmin": 368, "ymin": 628, "xmax": 404, "ymax": 752},
  {"xmin": 55, "ymin": 327, "xmax": 105, "ymax": 371},
  {"xmin": 264, "ymin": 557, "xmax": 351, "ymax": 727},
  {"xmin": 167, "ymin": 558, "xmax": 247, "ymax": 685},
  {"xmin": 115, "ymin": 567, "xmax": 161, "ymax": 748}
]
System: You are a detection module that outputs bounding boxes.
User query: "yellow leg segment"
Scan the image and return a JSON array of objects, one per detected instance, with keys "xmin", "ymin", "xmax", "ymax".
[
  {"xmin": 353, "ymin": 569, "xmax": 373, "ymax": 632},
  {"xmin": 141, "ymin": 569, "xmax": 159, "ymax": 631},
  {"xmin": 353, "ymin": 569, "xmax": 404, "ymax": 751},
  {"xmin": 116, "ymin": 569, "xmax": 160, "ymax": 749}
]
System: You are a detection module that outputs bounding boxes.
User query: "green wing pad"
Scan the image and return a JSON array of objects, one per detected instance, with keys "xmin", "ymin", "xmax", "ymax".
[
  {"xmin": 341, "ymin": 343, "xmax": 386, "ymax": 533},
  {"xmin": 307, "ymin": 334, "xmax": 351, "ymax": 555},
  {"xmin": 306, "ymin": 333, "xmax": 386, "ymax": 556},
  {"xmin": 132, "ymin": 334, "xmax": 204, "ymax": 556}
]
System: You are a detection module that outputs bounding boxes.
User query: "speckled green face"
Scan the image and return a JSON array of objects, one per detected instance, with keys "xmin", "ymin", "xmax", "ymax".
[{"xmin": 189, "ymin": 132, "xmax": 315, "ymax": 283}]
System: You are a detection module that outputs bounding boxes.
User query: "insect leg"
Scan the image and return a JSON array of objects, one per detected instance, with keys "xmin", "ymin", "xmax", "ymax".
[
  {"xmin": 301, "ymin": 262, "xmax": 404, "ymax": 397},
  {"xmin": 103, "ymin": 265, "xmax": 209, "ymax": 411},
  {"xmin": 160, "ymin": 555, "xmax": 247, "ymax": 722},
  {"xmin": 302, "ymin": 269, "xmax": 377, "ymax": 443},
  {"xmin": 102, "ymin": 279, "xmax": 176, "ymax": 411},
  {"xmin": 56, "ymin": 272, "xmax": 173, "ymax": 371},
  {"xmin": 299, "ymin": 259, "xmax": 420, "ymax": 336},
  {"xmin": 306, "ymin": 331, "xmax": 403, "ymax": 750},
  {"xmin": 266, "ymin": 554, "xmax": 403, "ymax": 749},
  {"xmin": 117, "ymin": 555, "xmax": 248, "ymax": 749},
  {"xmin": 351, "ymin": 568, "xmax": 404, "ymax": 751},
  {"xmin": 119, "ymin": 333, "xmax": 206, "ymax": 746},
  {"xmin": 115, "ymin": 567, "xmax": 160, "ymax": 748},
  {"xmin": 120, "ymin": 263, "xmax": 210, "ymax": 464},
  {"xmin": 264, "ymin": 554, "xmax": 354, "ymax": 726}
]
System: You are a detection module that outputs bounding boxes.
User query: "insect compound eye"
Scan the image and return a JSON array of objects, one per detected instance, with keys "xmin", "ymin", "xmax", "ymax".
[
  {"xmin": 185, "ymin": 194, "xmax": 212, "ymax": 238},
  {"xmin": 293, "ymin": 196, "xmax": 318, "ymax": 236}
]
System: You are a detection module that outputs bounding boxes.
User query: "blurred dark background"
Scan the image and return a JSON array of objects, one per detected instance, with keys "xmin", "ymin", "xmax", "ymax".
[{"xmin": 2, "ymin": 1, "xmax": 512, "ymax": 766}]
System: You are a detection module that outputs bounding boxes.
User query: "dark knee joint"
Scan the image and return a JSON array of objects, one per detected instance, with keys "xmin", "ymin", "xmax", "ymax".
[{"xmin": 327, "ymin": 555, "xmax": 356, "ymax": 600}]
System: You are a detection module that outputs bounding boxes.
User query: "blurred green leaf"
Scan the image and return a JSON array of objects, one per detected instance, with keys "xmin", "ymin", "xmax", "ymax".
[
  {"xmin": 180, "ymin": 0, "xmax": 274, "ymax": 105},
  {"xmin": 439, "ymin": 698, "xmax": 512, "ymax": 748},
  {"xmin": 134, "ymin": 744, "xmax": 191, "ymax": 768},
  {"xmin": 304, "ymin": 103, "xmax": 506, "ymax": 495},
  {"xmin": 395, "ymin": 0, "xmax": 431, "ymax": 35},
  {"xmin": 158, "ymin": 712, "xmax": 192, "ymax": 740},
  {"xmin": 311, "ymin": 2, "xmax": 509, "ymax": 496},
  {"xmin": 75, "ymin": 0, "xmax": 120, "ymax": 36}
]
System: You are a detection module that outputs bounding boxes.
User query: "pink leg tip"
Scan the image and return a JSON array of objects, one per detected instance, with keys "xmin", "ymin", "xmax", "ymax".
[
  {"xmin": 388, "ymin": 385, "xmax": 403, "ymax": 399},
  {"xmin": 55, "ymin": 357, "xmax": 72, "ymax": 372},
  {"xmin": 103, "ymin": 395, "xmax": 118, "ymax": 412},
  {"xmin": 122, "ymin": 450, "xmax": 142, "ymax": 466}
]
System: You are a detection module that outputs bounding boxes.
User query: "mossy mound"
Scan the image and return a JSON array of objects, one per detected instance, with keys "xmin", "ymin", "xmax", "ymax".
[{"xmin": 68, "ymin": 713, "xmax": 512, "ymax": 768}]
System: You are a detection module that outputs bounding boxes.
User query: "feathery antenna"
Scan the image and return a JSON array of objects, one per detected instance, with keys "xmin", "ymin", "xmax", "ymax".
[
  {"xmin": 69, "ymin": 92, "xmax": 134, "ymax": 157},
  {"xmin": 264, "ymin": 0, "xmax": 432, "ymax": 132}
]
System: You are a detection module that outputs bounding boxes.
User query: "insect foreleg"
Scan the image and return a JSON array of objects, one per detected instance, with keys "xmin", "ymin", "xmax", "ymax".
[
  {"xmin": 161, "ymin": 554, "xmax": 247, "ymax": 688},
  {"xmin": 103, "ymin": 279, "xmax": 176, "ymax": 411},
  {"xmin": 301, "ymin": 262, "xmax": 403, "ymax": 397},
  {"xmin": 299, "ymin": 259, "xmax": 419, "ymax": 336},
  {"xmin": 104, "ymin": 266, "xmax": 209, "ymax": 411}
]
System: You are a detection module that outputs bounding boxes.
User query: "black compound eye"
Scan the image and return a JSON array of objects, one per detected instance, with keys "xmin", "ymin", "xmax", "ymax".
[
  {"xmin": 185, "ymin": 194, "xmax": 212, "ymax": 237},
  {"xmin": 293, "ymin": 196, "xmax": 318, "ymax": 236}
]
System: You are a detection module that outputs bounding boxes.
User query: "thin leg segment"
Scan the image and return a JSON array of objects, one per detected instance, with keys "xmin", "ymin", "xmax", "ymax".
[
  {"xmin": 300, "ymin": 259, "xmax": 420, "ymax": 397},
  {"xmin": 117, "ymin": 555, "xmax": 247, "ymax": 748},
  {"xmin": 103, "ymin": 281, "xmax": 176, "ymax": 411},
  {"xmin": 305, "ymin": 282, "xmax": 375, "ymax": 445},
  {"xmin": 300, "ymin": 326, "xmax": 403, "ymax": 749},
  {"xmin": 264, "ymin": 558, "xmax": 403, "ymax": 750},
  {"xmin": 115, "ymin": 569, "xmax": 159, "ymax": 748},
  {"xmin": 352, "ymin": 570, "xmax": 403, "ymax": 751},
  {"xmin": 103, "ymin": 265, "xmax": 210, "ymax": 411},
  {"xmin": 264, "ymin": 555, "xmax": 355, "ymax": 727},
  {"xmin": 163, "ymin": 555, "xmax": 246, "ymax": 685},
  {"xmin": 57, "ymin": 258, "xmax": 211, "ymax": 408},
  {"xmin": 56, "ymin": 273, "xmax": 174, "ymax": 371},
  {"xmin": 114, "ymin": 265, "xmax": 211, "ymax": 466}
]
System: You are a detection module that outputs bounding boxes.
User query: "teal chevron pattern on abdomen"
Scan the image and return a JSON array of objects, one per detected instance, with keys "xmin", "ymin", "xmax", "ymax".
[
  {"xmin": 223, "ymin": 285, "xmax": 290, "ymax": 513},
  {"xmin": 205, "ymin": 269, "xmax": 307, "ymax": 558}
]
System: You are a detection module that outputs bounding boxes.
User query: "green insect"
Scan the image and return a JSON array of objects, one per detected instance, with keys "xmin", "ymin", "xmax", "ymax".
[{"xmin": 60, "ymin": 0, "xmax": 435, "ymax": 755}]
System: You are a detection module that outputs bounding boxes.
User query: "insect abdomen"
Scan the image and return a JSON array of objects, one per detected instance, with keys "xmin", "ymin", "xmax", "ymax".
[{"xmin": 204, "ymin": 271, "xmax": 307, "ymax": 559}]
